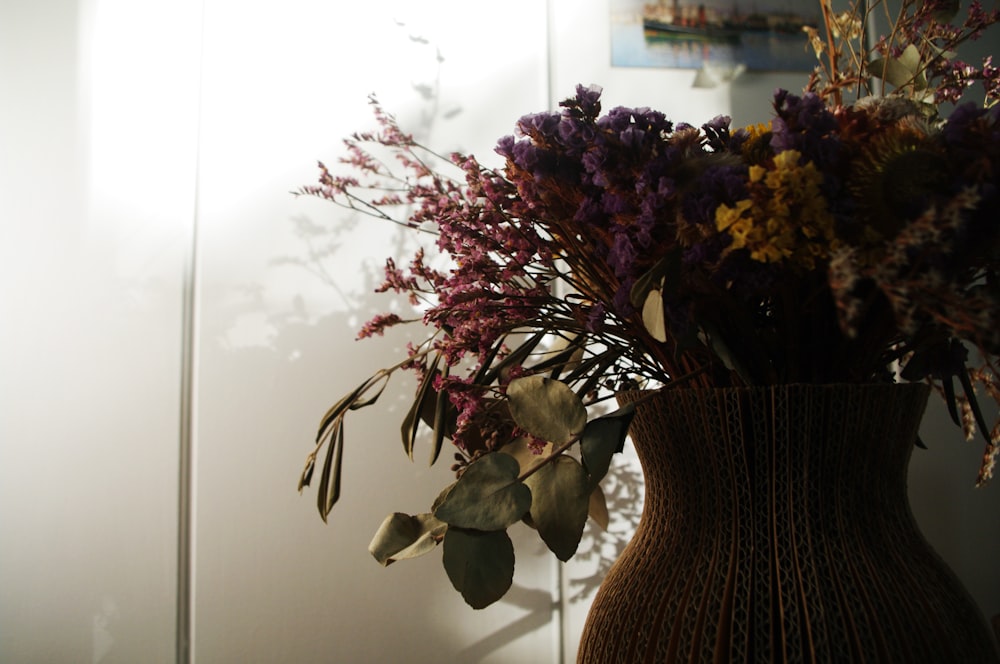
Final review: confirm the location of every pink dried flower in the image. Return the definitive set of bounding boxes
[357,313,403,340]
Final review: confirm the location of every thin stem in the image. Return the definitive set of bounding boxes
[821,0,843,106]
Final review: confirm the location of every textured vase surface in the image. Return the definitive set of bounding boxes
[577,384,999,663]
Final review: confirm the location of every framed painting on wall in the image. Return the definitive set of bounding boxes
[611,0,821,71]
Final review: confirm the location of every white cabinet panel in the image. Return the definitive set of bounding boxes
[192,2,552,661]
[0,0,200,661]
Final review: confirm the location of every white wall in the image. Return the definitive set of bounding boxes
[1,1,996,662]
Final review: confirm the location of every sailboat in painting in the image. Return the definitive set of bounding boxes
[642,1,815,43]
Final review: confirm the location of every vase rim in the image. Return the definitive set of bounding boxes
[619,382,932,396]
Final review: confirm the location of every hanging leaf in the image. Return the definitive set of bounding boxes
[521,511,537,530]
[400,352,442,460]
[507,376,587,444]
[956,361,991,440]
[630,252,681,310]
[641,286,668,342]
[495,330,548,383]
[428,367,451,465]
[369,512,447,566]
[414,359,453,466]
[316,371,387,443]
[315,418,346,522]
[298,456,316,492]
[563,347,620,384]
[433,453,531,531]
[303,368,396,518]
[442,527,515,609]
[477,330,546,386]
[573,350,627,401]
[943,374,961,426]
[580,404,635,487]
[523,455,590,561]
[588,484,610,531]
[348,376,390,410]
[471,334,507,384]
[869,44,928,91]
[699,321,755,385]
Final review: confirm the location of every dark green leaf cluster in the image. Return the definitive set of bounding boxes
[358,375,635,608]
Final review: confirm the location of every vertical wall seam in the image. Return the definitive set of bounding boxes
[176,188,196,664]
[177,0,207,662]
[543,4,569,661]
[545,0,556,112]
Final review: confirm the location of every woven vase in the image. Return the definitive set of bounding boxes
[577,384,999,663]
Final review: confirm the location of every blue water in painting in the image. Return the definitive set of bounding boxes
[612,18,818,72]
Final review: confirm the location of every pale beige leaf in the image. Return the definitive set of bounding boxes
[588,484,610,531]
[642,288,667,342]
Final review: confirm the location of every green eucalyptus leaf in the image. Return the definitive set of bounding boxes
[433,453,531,530]
[298,456,315,492]
[474,330,545,388]
[507,376,587,444]
[431,481,458,512]
[943,375,960,426]
[401,353,441,460]
[523,455,590,561]
[580,404,635,486]
[369,512,447,566]
[429,362,450,466]
[492,330,547,383]
[348,375,389,410]
[499,438,552,474]
[442,527,515,609]
[316,372,386,442]
[471,334,507,384]
[316,417,345,522]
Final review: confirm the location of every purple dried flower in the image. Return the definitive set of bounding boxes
[681,163,747,226]
[701,115,733,152]
[585,302,607,332]
[564,84,603,119]
[608,231,638,279]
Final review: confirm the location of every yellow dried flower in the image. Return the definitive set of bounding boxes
[740,122,773,165]
[715,150,839,269]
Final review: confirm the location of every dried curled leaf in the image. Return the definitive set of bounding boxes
[369,512,447,566]
[507,375,587,444]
